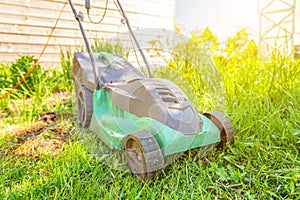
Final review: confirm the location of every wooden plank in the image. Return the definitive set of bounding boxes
[0,53,62,64]
[0,2,122,22]
[0,52,163,68]
[0,0,175,66]
[0,1,174,29]
[0,22,125,38]
[0,0,174,19]
[0,32,173,48]
[0,42,123,54]
[0,15,173,37]
[0,11,173,32]
[0,52,171,69]
[0,1,174,31]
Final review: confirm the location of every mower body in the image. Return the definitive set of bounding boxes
[68,0,233,179]
[72,52,221,156]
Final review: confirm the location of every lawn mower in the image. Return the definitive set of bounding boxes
[69,0,234,179]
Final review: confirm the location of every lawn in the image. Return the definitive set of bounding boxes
[0,29,299,199]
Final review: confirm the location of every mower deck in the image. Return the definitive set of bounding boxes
[89,89,221,156]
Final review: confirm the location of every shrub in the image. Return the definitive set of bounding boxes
[0,56,43,98]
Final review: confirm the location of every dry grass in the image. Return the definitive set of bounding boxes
[1,114,72,158]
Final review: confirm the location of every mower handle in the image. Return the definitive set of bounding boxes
[69,0,99,90]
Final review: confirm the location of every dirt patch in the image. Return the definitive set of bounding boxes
[2,115,72,158]
[13,135,65,157]
[4,121,48,138]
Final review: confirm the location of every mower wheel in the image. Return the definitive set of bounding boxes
[125,130,164,179]
[77,85,93,128]
[203,111,234,149]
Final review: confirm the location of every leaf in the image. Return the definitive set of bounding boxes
[293,130,300,136]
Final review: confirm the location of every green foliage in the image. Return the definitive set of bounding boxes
[191,27,219,56]
[1,31,299,199]
[1,39,126,122]
[60,50,74,92]
[0,56,43,97]
[153,27,299,198]
[222,28,252,58]
[154,28,223,110]
[0,55,74,122]
[0,64,12,89]
[91,39,124,55]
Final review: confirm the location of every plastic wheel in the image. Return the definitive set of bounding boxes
[125,130,164,179]
[203,111,234,149]
[77,85,93,128]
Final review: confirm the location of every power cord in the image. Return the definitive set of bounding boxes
[87,0,109,24]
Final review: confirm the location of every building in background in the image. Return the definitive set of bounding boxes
[0,0,176,67]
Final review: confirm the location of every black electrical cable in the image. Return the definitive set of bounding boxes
[87,0,109,24]
[87,0,143,74]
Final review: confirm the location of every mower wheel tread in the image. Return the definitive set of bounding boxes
[77,85,93,128]
[125,130,164,179]
[203,111,234,148]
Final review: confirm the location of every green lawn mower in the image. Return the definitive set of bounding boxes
[69,0,234,179]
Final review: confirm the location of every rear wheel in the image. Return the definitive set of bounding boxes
[203,111,234,149]
[125,130,164,179]
[77,85,93,128]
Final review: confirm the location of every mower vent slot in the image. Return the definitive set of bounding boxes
[162,97,178,103]
[155,88,179,104]
[155,87,169,90]
[155,87,179,103]
[158,91,175,96]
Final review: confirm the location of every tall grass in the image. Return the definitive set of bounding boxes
[0,55,73,125]
[154,28,300,198]
[1,32,299,199]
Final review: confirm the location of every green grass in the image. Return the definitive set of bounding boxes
[1,33,300,199]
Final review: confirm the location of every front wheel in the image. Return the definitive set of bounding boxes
[203,111,234,149]
[125,130,164,179]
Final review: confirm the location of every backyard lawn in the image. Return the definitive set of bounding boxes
[0,30,299,199]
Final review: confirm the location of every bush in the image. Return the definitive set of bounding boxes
[0,56,43,97]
